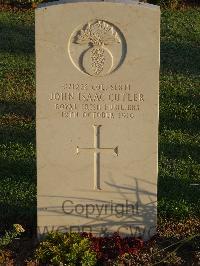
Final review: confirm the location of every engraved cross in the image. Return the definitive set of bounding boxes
[76,125,118,190]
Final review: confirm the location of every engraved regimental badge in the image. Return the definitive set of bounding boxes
[68,20,126,77]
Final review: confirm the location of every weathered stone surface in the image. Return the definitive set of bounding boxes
[36,0,160,239]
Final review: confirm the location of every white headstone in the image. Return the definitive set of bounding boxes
[36,0,160,239]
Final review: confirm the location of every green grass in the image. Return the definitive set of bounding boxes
[159,9,200,219]
[0,10,36,232]
[0,8,199,232]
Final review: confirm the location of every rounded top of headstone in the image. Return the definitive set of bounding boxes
[36,0,159,11]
